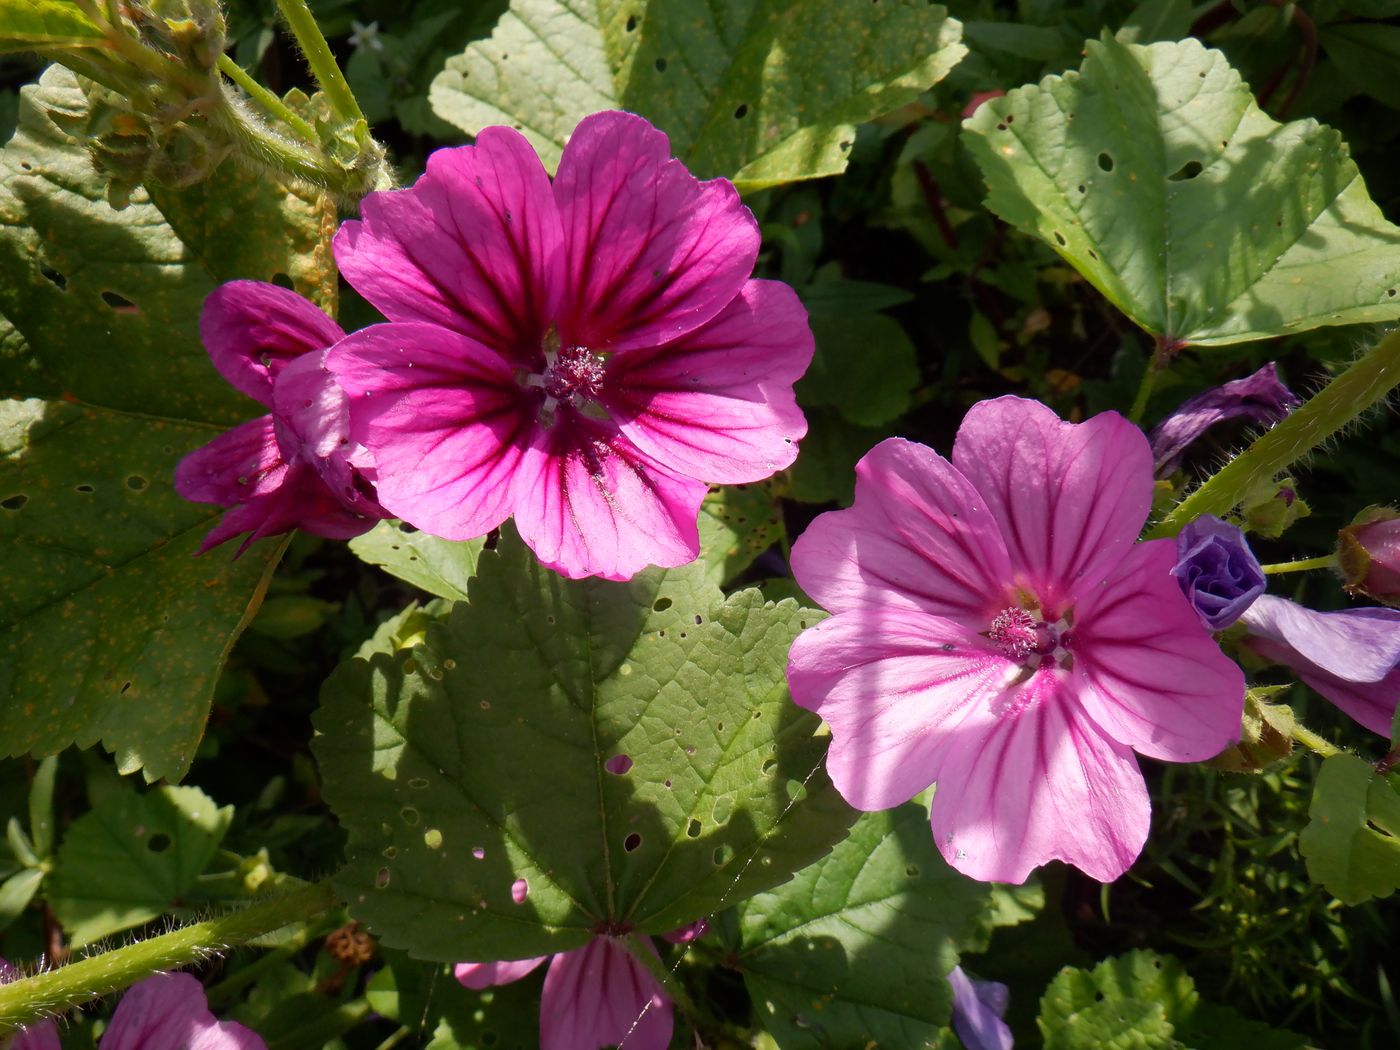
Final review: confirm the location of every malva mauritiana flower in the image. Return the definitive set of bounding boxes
[326,110,813,580]
[948,965,1013,1050]
[175,281,387,552]
[1149,363,1299,476]
[454,926,702,1050]
[786,396,1245,884]
[1171,514,1267,630]
[0,965,263,1050]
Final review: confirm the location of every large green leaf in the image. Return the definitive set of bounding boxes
[0,68,335,780]
[429,0,966,190]
[731,802,991,1048]
[1299,753,1400,905]
[349,522,486,603]
[0,0,104,55]
[48,783,233,946]
[313,530,854,962]
[962,34,1400,347]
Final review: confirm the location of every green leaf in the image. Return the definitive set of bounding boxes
[48,783,234,945]
[787,408,886,505]
[313,530,854,962]
[349,521,486,603]
[1300,753,1400,905]
[369,950,541,1049]
[1116,0,1192,44]
[0,867,43,932]
[27,754,57,859]
[733,802,991,1048]
[961,34,1400,347]
[800,314,920,427]
[0,68,336,780]
[429,0,966,190]
[697,482,785,589]
[0,0,104,55]
[1320,24,1400,111]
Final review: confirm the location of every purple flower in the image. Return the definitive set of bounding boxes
[175,281,387,552]
[0,964,263,1049]
[454,932,678,1050]
[326,111,813,581]
[1241,594,1400,736]
[785,396,1245,884]
[1171,515,1266,630]
[1149,363,1300,476]
[1339,507,1400,604]
[948,965,1013,1050]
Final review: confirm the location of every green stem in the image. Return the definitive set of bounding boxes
[204,910,338,1010]
[272,0,365,125]
[374,1026,414,1050]
[208,96,375,199]
[1128,335,1184,425]
[1261,554,1339,576]
[216,53,320,145]
[1148,326,1400,539]
[0,881,339,1029]
[1292,723,1342,759]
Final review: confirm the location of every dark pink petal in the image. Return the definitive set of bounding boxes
[199,460,375,554]
[100,973,265,1050]
[553,111,759,352]
[174,416,283,509]
[511,414,707,581]
[786,609,1012,811]
[454,956,550,990]
[1249,636,1400,736]
[601,280,812,483]
[328,323,531,540]
[1073,540,1245,762]
[335,130,563,362]
[539,936,673,1050]
[790,439,1015,628]
[927,668,1150,884]
[951,396,1153,616]
[200,281,344,406]
[1239,595,1400,682]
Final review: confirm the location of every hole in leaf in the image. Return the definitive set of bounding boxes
[1053,231,1067,247]
[511,878,528,903]
[40,266,67,291]
[712,844,734,866]
[687,818,702,838]
[839,140,852,152]
[604,754,633,775]
[624,832,641,852]
[761,757,777,774]
[424,828,443,849]
[1088,250,1098,260]
[734,104,748,119]
[126,475,147,491]
[75,484,94,494]
[653,597,672,612]
[1077,184,1086,194]
[271,272,293,289]
[905,864,920,878]
[655,57,667,72]
[375,867,391,888]
[1097,152,1114,172]
[1388,289,1397,298]
[146,833,172,853]
[1,494,27,511]
[400,806,420,826]
[472,847,485,860]
[625,14,637,30]
[101,290,138,311]
[1168,160,1203,181]
[119,681,132,694]
[693,615,702,625]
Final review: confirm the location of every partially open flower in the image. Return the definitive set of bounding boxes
[1338,506,1400,605]
[1149,363,1299,477]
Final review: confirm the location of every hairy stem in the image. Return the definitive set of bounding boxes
[0,880,339,1029]
[1261,554,1339,575]
[208,94,375,199]
[216,53,320,145]
[272,0,365,126]
[1292,723,1342,759]
[1148,327,1400,539]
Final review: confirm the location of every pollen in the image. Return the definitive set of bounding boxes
[988,608,1038,659]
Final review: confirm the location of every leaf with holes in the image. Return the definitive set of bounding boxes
[0,0,104,55]
[0,68,336,781]
[731,802,990,1048]
[47,783,234,946]
[1299,753,1400,905]
[350,521,486,603]
[962,34,1400,347]
[313,529,855,962]
[697,482,785,589]
[429,0,966,190]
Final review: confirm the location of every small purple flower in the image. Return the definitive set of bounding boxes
[175,281,387,552]
[1149,364,1300,476]
[948,965,1013,1050]
[1171,515,1266,630]
[1241,594,1400,737]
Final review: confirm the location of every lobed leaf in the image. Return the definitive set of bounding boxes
[1299,753,1400,905]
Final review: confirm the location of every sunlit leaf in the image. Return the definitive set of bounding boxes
[1300,753,1400,906]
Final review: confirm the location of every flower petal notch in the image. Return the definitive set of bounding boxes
[962,34,1400,347]
[329,111,814,580]
[786,396,1245,884]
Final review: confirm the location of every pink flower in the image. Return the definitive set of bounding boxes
[785,396,1245,884]
[174,281,387,553]
[0,964,262,1049]
[326,111,813,580]
[454,933,674,1050]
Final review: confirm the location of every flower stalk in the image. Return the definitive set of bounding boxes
[1261,554,1340,576]
[273,0,367,127]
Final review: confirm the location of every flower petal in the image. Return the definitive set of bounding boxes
[511,414,707,581]
[951,396,1153,614]
[928,668,1150,884]
[554,111,759,352]
[786,609,1013,811]
[1074,540,1245,761]
[948,966,1013,1050]
[790,438,1015,627]
[335,129,564,361]
[1239,595,1400,682]
[1249,636,1400,736]
[100,973,265,1050]
[1149,363,1299,476]
[174,416,283,509]
[0,958,60,1050]
[200,280,344,405]
[199,460,375,554]
[454,955,550,990]
[602,279,812,483]
[328,323,530,541]
[539,936,673,1050]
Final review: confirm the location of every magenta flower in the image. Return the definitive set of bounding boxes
[174,280,387,553]
[454,932,676,1050]
[326,111,813,580]
[0,964,263,1049]
[786,396,1245,883]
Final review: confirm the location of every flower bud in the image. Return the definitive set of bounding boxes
[1339,506,1400,605]
[1171,514,1266,630]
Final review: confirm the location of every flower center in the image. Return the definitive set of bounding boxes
[541,344,606,403]
[987,606,1072,668]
